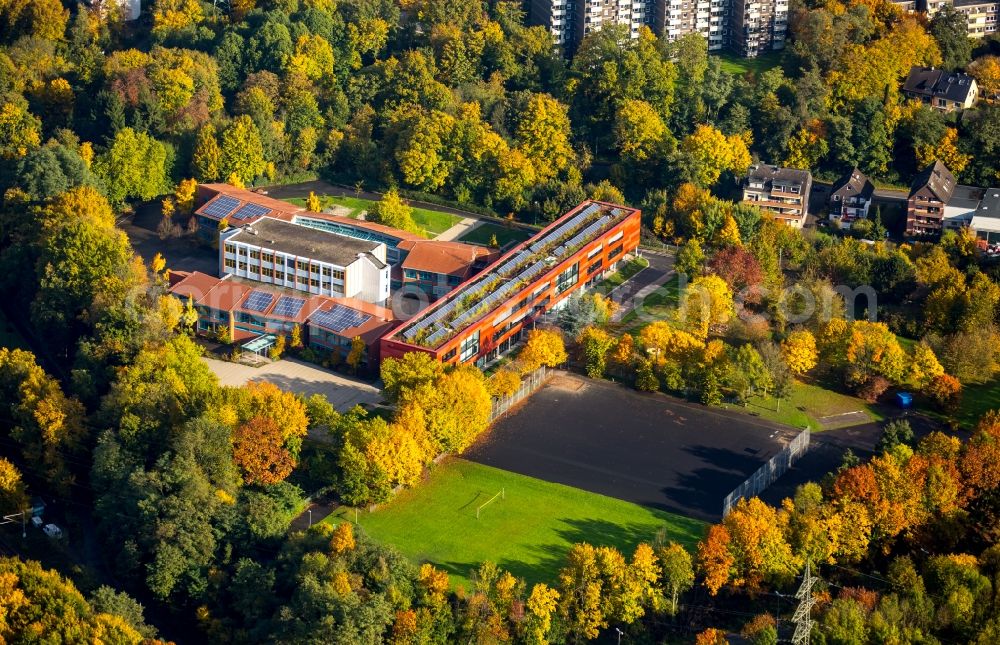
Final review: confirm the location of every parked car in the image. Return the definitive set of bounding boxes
[42,524,63,539]
[30,516,42,529]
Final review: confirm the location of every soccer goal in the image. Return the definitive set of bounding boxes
[476,488,505,519]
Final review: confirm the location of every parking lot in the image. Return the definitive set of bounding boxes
[466,374,799,521]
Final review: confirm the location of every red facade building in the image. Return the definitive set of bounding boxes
[380,201,641,366]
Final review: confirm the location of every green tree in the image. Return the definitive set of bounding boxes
[93,128,170,206]
[930,5,974,70]
[192,123,221,182]
[220,116,266,187]
[371,188,421,234]
[658,542,694,615]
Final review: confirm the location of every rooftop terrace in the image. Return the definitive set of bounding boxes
[394,201,636,349]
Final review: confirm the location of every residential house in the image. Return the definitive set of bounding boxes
[741,164,812,228]
[903,67,979,112]
[907,161,958,235]
[829,168,876,229]
[970,188,1000,245]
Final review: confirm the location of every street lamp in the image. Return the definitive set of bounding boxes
[307,509,313,528]
[615,627,623,644]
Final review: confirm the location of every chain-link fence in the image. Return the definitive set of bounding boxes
[722,426,811,516]
[491,366,550,421]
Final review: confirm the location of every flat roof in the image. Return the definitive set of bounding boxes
[293,212,425,243]
[390,200,639,349]
[948,185,985,211]
[974,188,1000,220]
[225,217,384,268]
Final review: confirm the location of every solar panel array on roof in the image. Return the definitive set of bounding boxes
[231,203,271,221]
[561,215,611,253]
[529,203,602,252]
[425,327,450,346]
[518,259,549,283]
[311,305,372,333]
[202,196,240,219]
[272,296,305,318]
[493,250,532,277]
[243,290,275,312]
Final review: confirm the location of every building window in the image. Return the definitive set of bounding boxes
[261,267,273,278]
[297,275,307,285]
[262,252,274,264]
[249,250,260,260]
[238,262,247,271]
[224,244,235,254]
[332,269,344,281]
[404,269,417,279]
[275,271,285,281]
[514,297,529,311]
[555,263,579,294]
[608,245,623,260]
[322,267,332,277]
[442,347,457,361]
[588,260,602,275]
[459,331,480,362]
[420,271,434,281]
[297,260,308,271]
[224,259,236,269]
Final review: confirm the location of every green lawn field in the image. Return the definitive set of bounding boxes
[957,379,1000,428]
[456,221,533,248]
[327,458,705,590]
[595,256,649,295]
[727,379,884,430]
[285,195,461,237]
[714,50,784,76]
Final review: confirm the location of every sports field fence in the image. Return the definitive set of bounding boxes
[490,366,550,421]
[722,426,811,517]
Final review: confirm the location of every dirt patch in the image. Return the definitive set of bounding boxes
[817,410,871,429]
[547,374,587,392]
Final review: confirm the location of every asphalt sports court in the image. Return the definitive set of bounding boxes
[466,374,800,522]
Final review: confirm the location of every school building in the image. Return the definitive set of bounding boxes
[380,200,642,367]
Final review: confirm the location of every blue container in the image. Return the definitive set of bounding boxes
[896,392,913,408]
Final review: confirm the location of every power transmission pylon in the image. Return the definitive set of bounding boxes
[791,561,817,645]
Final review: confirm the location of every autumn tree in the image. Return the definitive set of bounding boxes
[0,458,28,512]
[346,336,366,373]
[372,188,421,234]
[0,100,41,159]
[514,93,577,183]
[522,583,560,645]
[578,326,616,378]
[232,415,295,485]
[924,373,962,414]
[658,542,694,615]
[381,351,444,404]
[487,369,521,398]
[220,116,266,186]
[192,123,221,181]
[558,543,606,641]
[517,329,568,373]
[682,275,735,339]
[677,125,752,188]
[698,524,735,595]
[306,191,322,213]
[968,55,1000,98]
[781,330,818,375]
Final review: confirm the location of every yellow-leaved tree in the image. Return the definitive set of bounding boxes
[781,330,818,375]
[516,329,568,373]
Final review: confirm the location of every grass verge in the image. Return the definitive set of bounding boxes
[285,195,461,237]
[457,222,533,248]
[713,50,783,76]
[327,458,705,590]
[957,378,1000,428]
[726,379,885,430]
[595,257,650,294]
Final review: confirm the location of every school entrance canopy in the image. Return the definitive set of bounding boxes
[243,333,277,356]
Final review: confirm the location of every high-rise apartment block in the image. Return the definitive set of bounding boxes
[530,0,786,56]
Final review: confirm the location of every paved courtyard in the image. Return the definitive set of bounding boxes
[467,373,798,521]
[204,357,384,438]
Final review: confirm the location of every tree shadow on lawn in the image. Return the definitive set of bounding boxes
[433,517,706,588]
